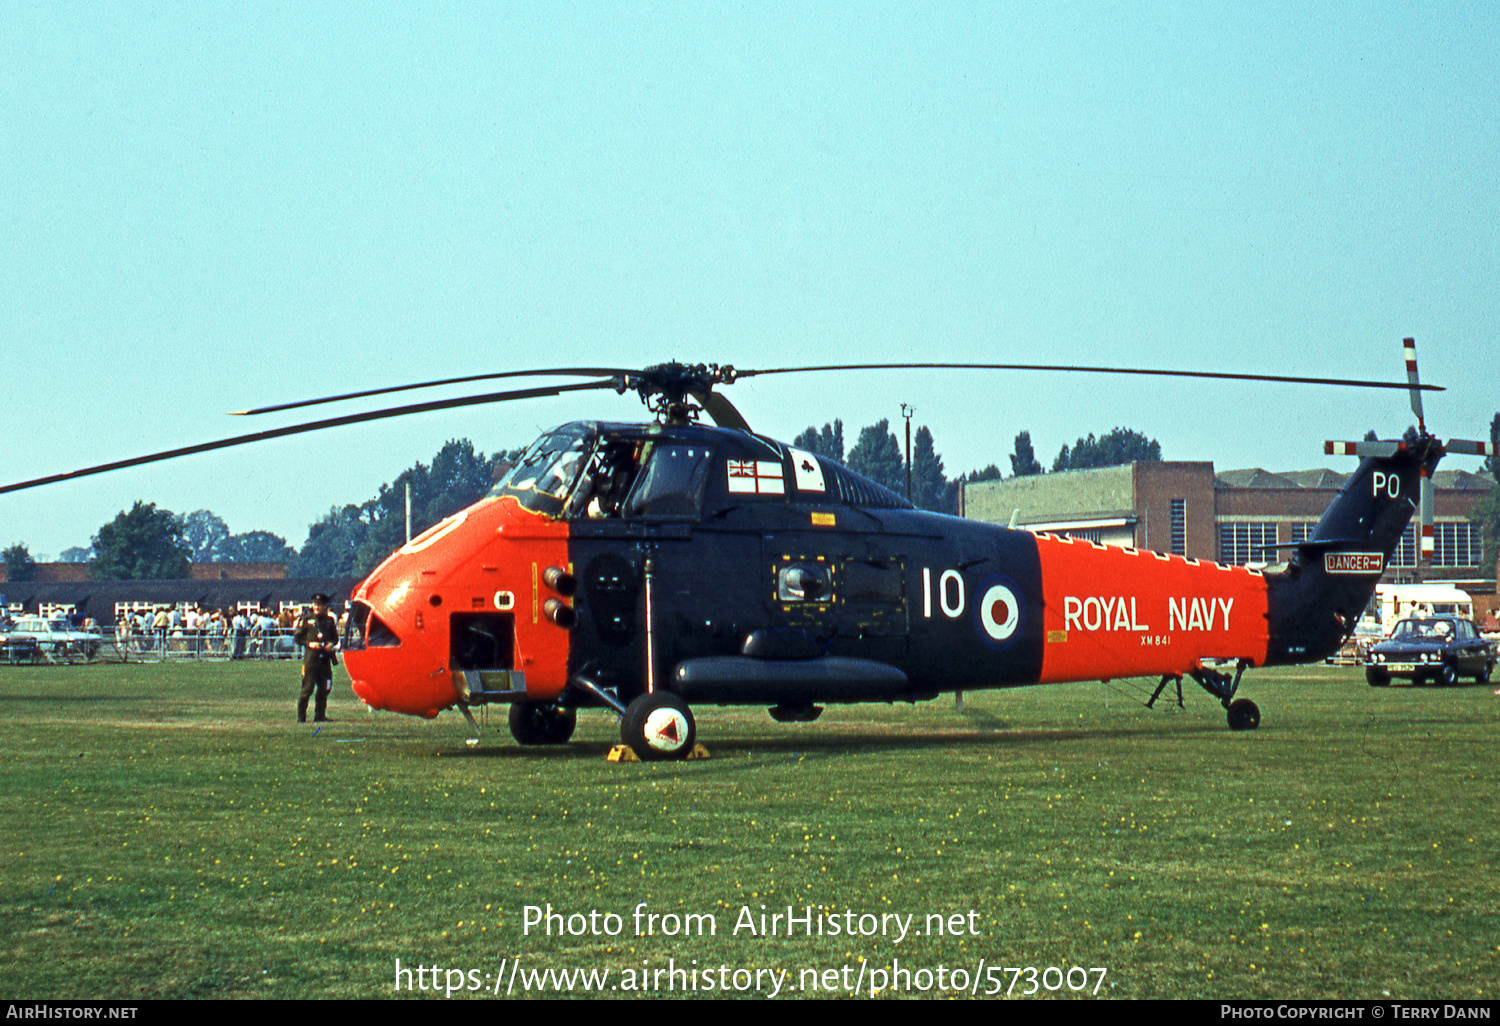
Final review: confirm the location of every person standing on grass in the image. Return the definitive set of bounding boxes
[294,592,340,723]
[231,608,249,660]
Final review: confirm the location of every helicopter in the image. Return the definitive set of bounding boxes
[3,342,1492,760]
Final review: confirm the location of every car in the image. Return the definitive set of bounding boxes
[0,626,40,664]
[7,617,102,661]
[1365,617,1495,687]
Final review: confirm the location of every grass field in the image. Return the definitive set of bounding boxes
[2,660,1497,1000]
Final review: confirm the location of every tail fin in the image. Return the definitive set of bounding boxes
[1264,435,1441,664]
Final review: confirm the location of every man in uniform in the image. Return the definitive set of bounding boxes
[294,593,340,723]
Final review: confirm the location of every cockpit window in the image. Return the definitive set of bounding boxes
[623,445,714,519]
[567,436,643,519]
[490,425,595,516]
[490,426,720,521]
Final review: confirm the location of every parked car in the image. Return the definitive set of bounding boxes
[7,617,102,660]
[1365,617,1495,687]
[0,627,40,663]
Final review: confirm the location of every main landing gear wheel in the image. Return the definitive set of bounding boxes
[621,691,696,761]
[1366,666,1391,687]
[509,703,577,745]
[1227,698,1260,731]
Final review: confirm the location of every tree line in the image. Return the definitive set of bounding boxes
[793,420,1161,514]
[2,439,516,582]
[3,504,300,583]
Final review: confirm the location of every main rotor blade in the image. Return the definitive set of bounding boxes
[689,389,752,432]
[736,362,1444,393]
[1,380,618,496]
[231,366,641,416]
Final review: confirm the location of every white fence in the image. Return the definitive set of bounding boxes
[1,627,320,665]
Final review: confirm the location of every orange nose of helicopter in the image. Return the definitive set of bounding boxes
[341,496,572,719]
[343,586,456,719]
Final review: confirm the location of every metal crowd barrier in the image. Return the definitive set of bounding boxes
[2,627,317,665]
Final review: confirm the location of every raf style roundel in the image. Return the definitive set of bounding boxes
[974,574,1024,650]
[643,707,691,753]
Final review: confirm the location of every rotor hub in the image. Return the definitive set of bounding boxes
[616,362,739,425]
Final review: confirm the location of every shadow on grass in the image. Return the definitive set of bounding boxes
[432,719,1230,766]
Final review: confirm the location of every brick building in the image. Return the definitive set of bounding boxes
[0,563,333,625]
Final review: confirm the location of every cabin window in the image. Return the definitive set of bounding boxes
[624,445,714,519]
[343,602,371,651]
[841,557,905,605]
[568,437,643,519]
[366,614,401,648]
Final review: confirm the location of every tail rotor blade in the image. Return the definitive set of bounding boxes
[1443,439,1496,458]
[1403,337,1426,431]
[1325,440,1402,457]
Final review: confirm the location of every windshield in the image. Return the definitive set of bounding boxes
[490,425,596,516]
[1390,618,1455,642]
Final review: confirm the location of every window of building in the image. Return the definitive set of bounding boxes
[1218,523,1278,565]
[1392,524,1417,568]
[1290,522,1317,544]
[114,601,157,622]
[1169,499,1186,555]
[1433,522,1480,568]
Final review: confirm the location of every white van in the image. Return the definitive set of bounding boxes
[1359,584,1474,640]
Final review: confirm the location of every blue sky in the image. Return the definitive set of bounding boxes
[2,3,1496,558]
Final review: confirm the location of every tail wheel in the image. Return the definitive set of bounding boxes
[621,691,696,761]
[1365,667,1391,687]
[1227,698,1260,731]
[508,703,577,745]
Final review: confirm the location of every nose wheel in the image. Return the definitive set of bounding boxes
[621,691,696,761]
